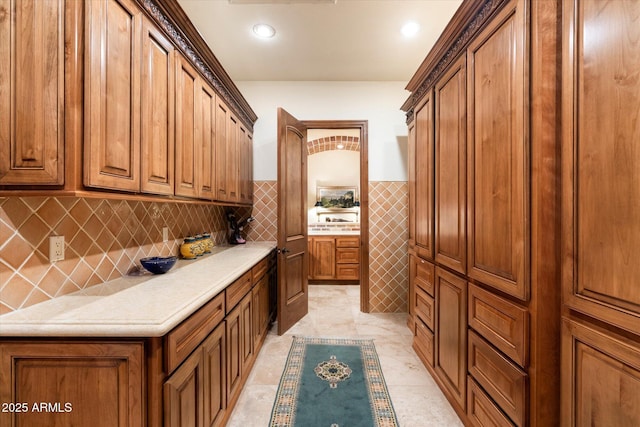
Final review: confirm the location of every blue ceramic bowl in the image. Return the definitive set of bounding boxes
[140,256,177,274]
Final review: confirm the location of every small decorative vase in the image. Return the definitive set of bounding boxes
[202,233,213,254]
[180,236,198,260]
[194,234,204,257]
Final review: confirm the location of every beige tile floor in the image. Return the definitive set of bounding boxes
[227,284,463,427]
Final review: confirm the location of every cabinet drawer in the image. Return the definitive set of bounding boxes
[166,292,225,373]
[336,264,359,280]
[226,270,252,313]
[415,257,435,296]
[415,287,435,331]
[468,284,528,367]
[252,257,268,283]
[335,236,359,248]
[467,376,516,427]
[414,318,434,367]
[468,331,527,427]
[336,248,360,264]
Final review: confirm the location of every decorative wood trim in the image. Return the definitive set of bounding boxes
[139,0,257,131]
[401,0,509,112]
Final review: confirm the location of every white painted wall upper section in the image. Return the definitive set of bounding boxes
[236,81,409,181]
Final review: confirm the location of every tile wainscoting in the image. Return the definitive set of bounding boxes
[247,181,409,313]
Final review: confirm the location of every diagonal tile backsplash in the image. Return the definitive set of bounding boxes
[0,197,228,314]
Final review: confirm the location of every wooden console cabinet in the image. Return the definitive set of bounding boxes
[1,0,256,207]
[308,235,360,281]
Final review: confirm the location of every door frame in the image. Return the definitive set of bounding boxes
[303,119,369,313]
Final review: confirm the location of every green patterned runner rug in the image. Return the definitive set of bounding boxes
[269,337,399,427]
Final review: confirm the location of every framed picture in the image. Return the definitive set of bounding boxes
[316,186,358,208]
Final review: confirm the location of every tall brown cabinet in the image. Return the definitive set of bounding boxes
[404,0,560,425]
[561,1,640,426]
[406,0,640,426]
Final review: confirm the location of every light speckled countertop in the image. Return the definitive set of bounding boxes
[308,230,360,235]
[0,242,276,338]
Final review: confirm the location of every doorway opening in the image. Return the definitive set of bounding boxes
[303,120,369,313]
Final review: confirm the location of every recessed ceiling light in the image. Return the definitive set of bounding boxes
[253,23,276,39]
[401,22,420,38]
[337,143,345,150]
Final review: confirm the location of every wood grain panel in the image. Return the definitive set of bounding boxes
[335,236,360,248]
[562,319,640,427]
[225,303,242,403]
[197,81,216,200]
[414,317,434,367]
[0,341,144,427]
[215,99,229,201]
[167,292,225,374]
[435,54,467,274]
[435,267,468,410]
[226,114,239,201]
[467,376,516,427]
[468,330,527,427]
[240,293,254,375]
[202,324,226,427]
[336,264,359,280]
[415,286,435,331]
[562,0,640,335]
[84,0,141,191]
[467,0,528,300]
[225,270,252,314]
[174,55,199,198]
[415,256,435,296]
[141,17,174,195]
[310,237,335,279]
[165,346,203,427]
[415,91,435,260]
[335,247,360,264]
[468,284,528,367]
[0,0,65,185]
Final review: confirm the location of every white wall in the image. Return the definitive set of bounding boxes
[236,81,410,181]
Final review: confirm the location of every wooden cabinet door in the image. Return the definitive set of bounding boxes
[240,292,254,374]
[407,119,416,248]
[311,237,336,279]
[175,55,199,198]
[140,17,174,195]
[0,0,65,185]
[435,267,467,411]
[562,0,640,335]
[85,0,141,191]
[435,55,467,274]
[415,90,435,260]
[227,113,240,202]
[239,125,253,204]
[225,303,242,403]
[214,99,229,201]
[202,324,226,427]
[197,81,216,200]
[466,0,528,300]
[562,319,640,427]
[165,347,204,427]
[0,341,144,427]
[253,274,269,348]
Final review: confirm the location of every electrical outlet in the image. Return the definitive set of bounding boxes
[162,227,169,242]
[49,235,65,262]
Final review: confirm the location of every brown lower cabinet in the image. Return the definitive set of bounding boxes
[0,252,275,427]
[308,235,360,281]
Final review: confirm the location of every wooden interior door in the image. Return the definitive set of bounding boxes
[276,108,308,335]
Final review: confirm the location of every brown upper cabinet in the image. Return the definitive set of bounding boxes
[0,0,65,186]
[1,0,256,205]
[84,0,142,192]
[141,17,175,196]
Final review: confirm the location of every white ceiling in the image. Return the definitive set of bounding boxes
[176,0,463,82]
